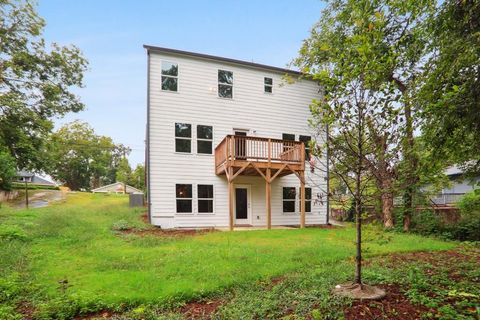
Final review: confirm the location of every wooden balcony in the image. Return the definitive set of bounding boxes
[215,135,305,177]
[215,135,307,230]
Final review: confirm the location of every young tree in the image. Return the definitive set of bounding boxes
[0,0,88,172]
[48,121,129,190]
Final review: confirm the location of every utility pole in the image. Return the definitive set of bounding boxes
[24,180,29,209]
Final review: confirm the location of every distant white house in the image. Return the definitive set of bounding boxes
[431,166,479,205]
[91,182,142,194]
[144,45,327,230]
[16,171,56,186]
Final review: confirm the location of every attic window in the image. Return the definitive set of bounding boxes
[161,61,178,91]
[218,70,233,98]
[264,77,273,93]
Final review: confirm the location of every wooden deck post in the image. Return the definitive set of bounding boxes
[266,168,271,229]
[300,170,306,228]
[228,167,234,231]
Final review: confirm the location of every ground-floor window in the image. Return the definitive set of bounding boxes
[305,187,312,213]
[198,184,214,213]
[176,184,192,213]
[283,187,296,213]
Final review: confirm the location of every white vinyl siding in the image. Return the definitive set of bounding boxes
[148,51,327,228]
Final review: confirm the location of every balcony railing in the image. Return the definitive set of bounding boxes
[430,193,465,205]
[215,135,305,170]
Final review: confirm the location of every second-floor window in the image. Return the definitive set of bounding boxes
[264,77,273,93]
[161,61,178,91]
[218,70,233,98]
[299,135,311,160]
[175,123,191,153]
[197,125,213,154]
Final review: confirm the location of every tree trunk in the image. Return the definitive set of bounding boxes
[403,98,416,232]
[381,180,394,228]
[354,195,362,285]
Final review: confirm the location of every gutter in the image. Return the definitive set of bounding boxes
[146,50,152,224]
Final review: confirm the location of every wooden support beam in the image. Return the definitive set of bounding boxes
[224,163,231,181]
[300,170,306,228]
[231,161,251,181]
[250,162,268,181]
[270,163,288,183]
[266,168,272,230]
[228,167,234,231]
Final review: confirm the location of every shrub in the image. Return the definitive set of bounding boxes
[111,220,131,231]
[409,190,480,241]
[0,226,28,242]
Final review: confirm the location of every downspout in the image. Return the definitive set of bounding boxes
[146,50,152,224]
[326,122,330,225]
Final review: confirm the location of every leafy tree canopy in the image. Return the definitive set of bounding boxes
[0,0,88,172]
[48,121,130,191]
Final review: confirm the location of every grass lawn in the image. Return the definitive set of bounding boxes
[0,192,466,319]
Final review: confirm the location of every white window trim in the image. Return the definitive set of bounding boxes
[218,69,234,99]
[264,77,273,94]
[161,60,179,92]
[197,184,215,215]
[174,122,192,154]
[175,183,193,214]
[281,186,314,215]
[197,125,214,155]
[282,186,297,214]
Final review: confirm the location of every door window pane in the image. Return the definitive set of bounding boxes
[299,135,311,160]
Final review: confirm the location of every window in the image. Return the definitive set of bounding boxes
[282,133,295,153]
[283,187,296,213]
[197,125,213,154]
[176,184,192,213]
[198,184,214,213]
[175,123,191,153]
[218,70,233,98]
[305,188,312,213]
[264,77,273,93]
[299,135,312,160]
[161,61,178,91]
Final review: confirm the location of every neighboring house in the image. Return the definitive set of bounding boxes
[145,45,327,229]
[16,171,56,186]
[430,166,480,205]
[91,182,142,194]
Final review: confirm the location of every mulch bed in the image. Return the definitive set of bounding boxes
[344,248,480,320]
[344,284,433,320]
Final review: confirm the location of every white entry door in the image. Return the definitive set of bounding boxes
[234,185,251,225]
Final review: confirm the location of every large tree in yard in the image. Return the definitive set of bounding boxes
[0,0,87,174]
[48,121,130,191]
[420,0,480,177]
[297,0,435,231]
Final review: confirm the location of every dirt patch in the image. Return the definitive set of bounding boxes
[16,301,35,320]
[344,283,432,320]
[74,310,116,320]
[121,227,216,238]
[179,299,223,319]
[141,212,149,223]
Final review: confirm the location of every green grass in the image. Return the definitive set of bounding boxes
[0,193,455,319]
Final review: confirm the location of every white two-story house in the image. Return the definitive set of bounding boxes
[145,45,327,229]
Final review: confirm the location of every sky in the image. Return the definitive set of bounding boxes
[38,0,325,166]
